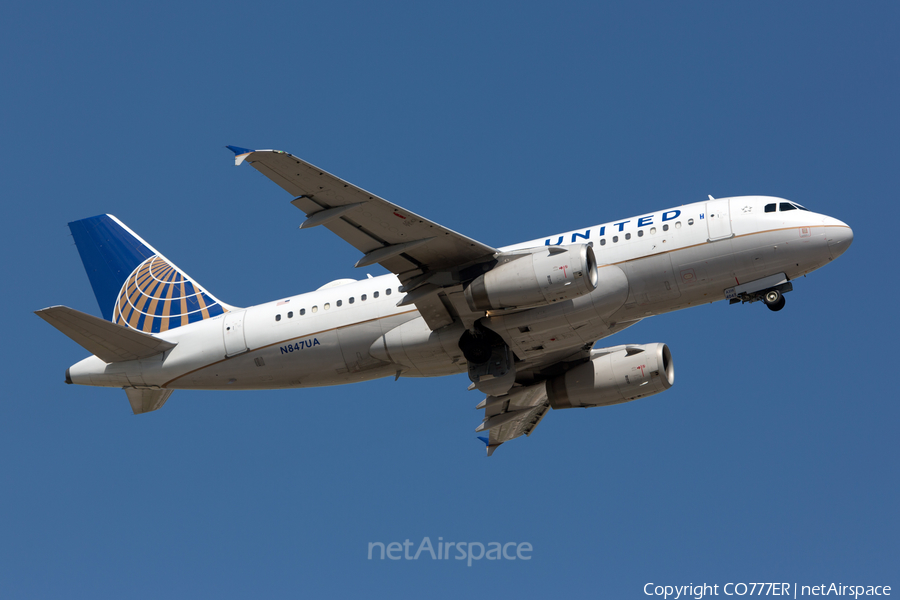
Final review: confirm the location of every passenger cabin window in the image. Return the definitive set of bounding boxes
[663,224,669,231]
[765,203,776,213]
[600,238,606,246]
[300,308,306,316]
[349,297,355,304]
[287,311,293,318]
[374,291,379,298]
[650,227,657,234]
[336,300,342,307]
[361,294,367,301]
[613,236,618,243]
[385,288,392,296]
[625,233,631,240]
[275,314,281,322]
[688,218,694,225]
[780,203,796,211]
[312,306,318,313]
[324,303,330,310]
[638,230,643,237]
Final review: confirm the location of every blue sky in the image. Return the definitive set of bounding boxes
[3,1,897,597]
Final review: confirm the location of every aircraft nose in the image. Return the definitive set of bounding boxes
[825,220,853,261]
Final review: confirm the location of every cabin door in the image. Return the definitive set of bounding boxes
[706,199,733,241]
[223,310,249,357]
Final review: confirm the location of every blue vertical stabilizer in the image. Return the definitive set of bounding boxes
[68,215,230,332]
[69,215,154,321]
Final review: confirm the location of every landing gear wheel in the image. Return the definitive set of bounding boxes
[763,290,786,312]
[458,330,493,364]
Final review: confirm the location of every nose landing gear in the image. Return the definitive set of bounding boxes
[763,289,786,312]
[726,274,792,312]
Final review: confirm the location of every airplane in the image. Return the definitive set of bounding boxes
[36,146,854,455]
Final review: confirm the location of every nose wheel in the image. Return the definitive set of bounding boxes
[763,289,786,312]
[729,280,792,311]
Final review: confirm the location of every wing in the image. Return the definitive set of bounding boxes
[472,319,645,455]
[228,147,635,455]
[228,146,498,329]
[230,147,495,273]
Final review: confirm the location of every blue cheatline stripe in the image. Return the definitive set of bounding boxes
[69,215,154,321]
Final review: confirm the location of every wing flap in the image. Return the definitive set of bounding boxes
[477,383,551,456]
[36,306,176,363]
[411,292,455,330]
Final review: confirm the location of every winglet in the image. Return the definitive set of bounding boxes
[477,436,500,457]
[226,145,255,166]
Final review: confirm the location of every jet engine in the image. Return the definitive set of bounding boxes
[465,244,598,311]
[547,343,673,409]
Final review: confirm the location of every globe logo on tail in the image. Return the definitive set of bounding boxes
[113,255,226,333]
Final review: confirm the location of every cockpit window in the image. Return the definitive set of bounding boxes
[792,203,810,211]
[780,203,796,211]
[765,203,776,213]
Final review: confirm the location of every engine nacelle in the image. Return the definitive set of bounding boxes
[547,343,674,409]
[465,244,598,311]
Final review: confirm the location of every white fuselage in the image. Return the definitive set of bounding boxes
[67,196,852,391]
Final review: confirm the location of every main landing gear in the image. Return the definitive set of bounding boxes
[459,324,517,396]
[458,328,493,364]
[458,324,508,364]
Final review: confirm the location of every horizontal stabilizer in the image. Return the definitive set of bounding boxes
[35,306,176,363]
[125,387,173,414]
